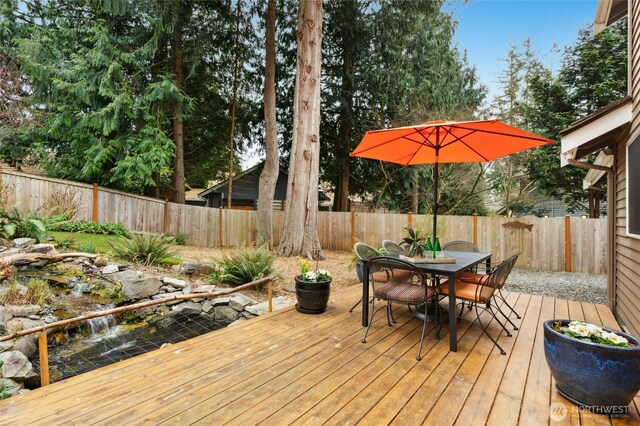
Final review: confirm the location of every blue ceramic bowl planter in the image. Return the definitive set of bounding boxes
[543,319,640,409]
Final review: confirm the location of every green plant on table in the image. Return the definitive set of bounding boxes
[400,227,426,256]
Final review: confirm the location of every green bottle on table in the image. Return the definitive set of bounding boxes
[425,237,433,258]
[434,236,441,258]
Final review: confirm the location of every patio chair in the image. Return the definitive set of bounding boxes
[438,252,520,355]
[457,252,522,329]
[362,256,440,361]
[349,242,388,313]
[441,240,480,253]
[382,239,405,255]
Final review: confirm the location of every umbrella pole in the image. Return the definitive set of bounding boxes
[432,160,439,245]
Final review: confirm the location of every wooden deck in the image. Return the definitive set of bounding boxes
[1,286,639,425]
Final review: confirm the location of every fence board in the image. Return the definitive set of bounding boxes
[0,169,607,274]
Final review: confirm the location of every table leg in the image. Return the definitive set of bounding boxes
[448,271,457,352]
[362,261,369,327]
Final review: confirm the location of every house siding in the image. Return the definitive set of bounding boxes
[612,0,640,335]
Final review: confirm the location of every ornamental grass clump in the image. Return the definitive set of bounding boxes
[553,320,632,347]
[110,233,176,266]
[213,245,278,287]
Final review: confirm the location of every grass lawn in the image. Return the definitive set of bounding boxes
[48,232,181,265]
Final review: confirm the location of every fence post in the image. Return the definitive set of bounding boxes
[268,281,273,313]
[163,199,170,233]
[407,211,413,229]
[565,215,571,272]
[351,210,356,247]
[219,208,223,247]
[473,213,478,247]
[38,331,50,387]
[92,183,99,223]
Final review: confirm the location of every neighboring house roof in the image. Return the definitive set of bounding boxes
[198,162,288,198]
[185,188,205,200]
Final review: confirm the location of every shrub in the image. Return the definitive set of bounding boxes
[47,220,131,237]
[78,243,96,254]
[212,245,279,287]
[56,235,76,250]
[0,278,51,305]
[161,232,187,245]
[25,279,52,305]
[42,187,80,220]
[110,233,177,266]
[0,208,47,242]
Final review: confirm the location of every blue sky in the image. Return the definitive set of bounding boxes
[449,0,598,98]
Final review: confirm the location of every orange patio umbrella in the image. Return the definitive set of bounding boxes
[350,119,553,241]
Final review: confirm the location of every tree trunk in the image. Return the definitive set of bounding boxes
[228,0,242,209]
[257,0,278,248]
[172,0,185,204]
[332,3,354,212]
[278,0,324,260]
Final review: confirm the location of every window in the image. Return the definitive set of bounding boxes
[628,135,640,237]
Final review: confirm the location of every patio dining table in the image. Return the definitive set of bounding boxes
[361,250,492,352]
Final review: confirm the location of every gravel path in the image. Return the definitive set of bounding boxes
[504,268,607,305]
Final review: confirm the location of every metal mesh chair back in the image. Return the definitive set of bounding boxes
[382,240,405,255]
[486,252,520,290]
[442,240,480,252]
[354,242,381,261]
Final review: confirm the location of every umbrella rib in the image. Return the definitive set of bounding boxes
[440,127,491,162]
[351,128,432,157]
[452,125,551,142]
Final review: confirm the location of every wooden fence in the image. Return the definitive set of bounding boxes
[1,169,607,274]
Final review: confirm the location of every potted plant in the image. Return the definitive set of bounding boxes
[543,320,640,410]
[295,258,332,314]
[400,227,426,257]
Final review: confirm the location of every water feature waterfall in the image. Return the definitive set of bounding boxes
[85,304,116,335]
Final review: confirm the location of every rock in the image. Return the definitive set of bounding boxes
[13,238,36,249]
[162,277,187,288]
[110,270,142,282]
[0,351,38,384]
[7,305,41,317]
[6,319,23,334]
[29,260,49,268]
[12,337,37,359]
[241,311,257,319]
[27,315,40,321]
[201,300,214,313]
[211,297,231,307]
[178,261,214,277]
[0,378,23,400]
[181,285,192,295]
[214,306,239,322]
[152,292,182,305]
[228,294,257,312]
[28,244,55,254]
[0,306,13,327]
[102,265,119,274]
[120,277,162,300]
[193,285,217,294]
[43,316,57,324]
[0,342,12,354]
[245,297,296,316]
[171,302,202,315]
[94,257,109,267]
[53,332,68,346]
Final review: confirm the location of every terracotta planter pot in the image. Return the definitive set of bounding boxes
[543,319,640,409]
[294,275,331,314]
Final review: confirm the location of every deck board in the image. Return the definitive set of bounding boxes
[0,285,636,425]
